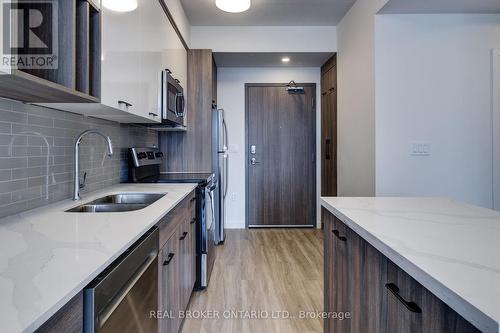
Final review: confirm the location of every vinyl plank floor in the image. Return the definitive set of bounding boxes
[181,229,324,333]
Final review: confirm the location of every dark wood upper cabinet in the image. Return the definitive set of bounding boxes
[321,55,337,197]
[323,209,481,333]
[160,49,217,173]
[0,0,100,103]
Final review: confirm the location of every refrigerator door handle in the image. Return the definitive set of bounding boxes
[223,153,229,199]
[221,112,229,199]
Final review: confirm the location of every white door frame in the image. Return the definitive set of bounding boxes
[492,49,500,210]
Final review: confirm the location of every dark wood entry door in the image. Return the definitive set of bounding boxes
[246,83,316,227]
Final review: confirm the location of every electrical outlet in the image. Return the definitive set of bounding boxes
[410,142,431,156]
[230,193,238,202]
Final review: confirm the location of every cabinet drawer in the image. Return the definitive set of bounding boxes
[159,190,195,247]
[323,208,481,333]
[385,260,481,333]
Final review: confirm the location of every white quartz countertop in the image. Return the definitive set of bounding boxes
[0,183,197,333]
[321,197,500,333]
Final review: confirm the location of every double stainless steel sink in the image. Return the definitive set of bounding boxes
[66,193,166,213]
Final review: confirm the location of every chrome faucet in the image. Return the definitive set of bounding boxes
[73,129,113,201]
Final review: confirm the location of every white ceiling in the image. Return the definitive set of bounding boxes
[213,52,335,67]
[380,0,500,13]
[180,0,356,26]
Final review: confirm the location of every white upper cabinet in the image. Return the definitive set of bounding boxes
[39,0,187,125]
[101,0,156,123]
[101,0,187,124]
[140,0,187,122]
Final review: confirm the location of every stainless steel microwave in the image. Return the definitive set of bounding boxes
[161,69,185,126]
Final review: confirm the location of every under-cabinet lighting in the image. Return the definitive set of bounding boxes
[216,0,251,13]
[282,57,290,63]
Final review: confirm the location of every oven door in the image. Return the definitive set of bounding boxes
[196,182,216,290]
[161,70,185,126]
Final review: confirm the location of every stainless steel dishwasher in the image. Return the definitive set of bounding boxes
[83,227,159,333]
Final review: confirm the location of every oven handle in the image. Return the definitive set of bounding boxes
[97,253,157,329]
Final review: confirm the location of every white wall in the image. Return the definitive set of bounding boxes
[191,26,337,52]
[375,14,500,208]
[217,67,321,229]
[336,0,388,196]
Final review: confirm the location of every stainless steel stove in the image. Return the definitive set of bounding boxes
[128,147,216,290]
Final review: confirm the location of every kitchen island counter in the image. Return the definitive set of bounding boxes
[321,197,500,333]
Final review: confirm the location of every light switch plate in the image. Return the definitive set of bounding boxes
[410,142,431,156]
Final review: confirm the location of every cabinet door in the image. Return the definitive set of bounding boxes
[139,0,187,124]
[178,213,196,311]
[101,4,145,118]
[361,234,388,333]
[324,209,388,333]
[178,218,191,311]
[330,215,351,332]
[323,209,335,333]
[159,231,181,333]
[321,64,337,197]
[188,214,196,295]
[139,0,170,123]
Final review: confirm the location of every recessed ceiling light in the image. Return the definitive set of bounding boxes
[103,0,138,12]
[282,57,291,63]
[216,0,251,13]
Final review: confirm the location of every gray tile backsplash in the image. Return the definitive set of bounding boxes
[0,98,158,219]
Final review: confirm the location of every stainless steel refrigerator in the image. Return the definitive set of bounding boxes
[212,106,228,245]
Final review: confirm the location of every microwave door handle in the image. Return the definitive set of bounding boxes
[175,93,186,117]
[158,71,163,119]
[161,71,167,119]
[181,94,186,117]
[175,93,181,117]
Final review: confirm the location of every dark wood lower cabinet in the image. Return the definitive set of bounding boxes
[323,208,480,333]
[158,191,197,333]
[385,260,481,333]
[160,229,182,333]
[35,292,83,333]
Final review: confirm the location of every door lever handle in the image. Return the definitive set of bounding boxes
[250,157,260,165]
